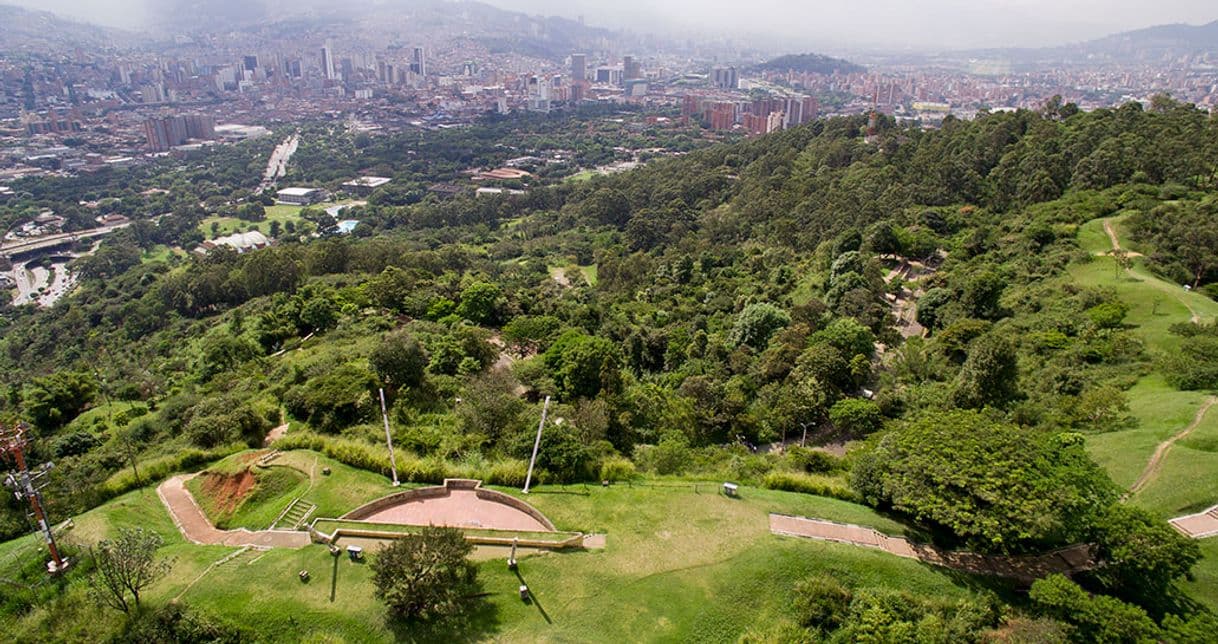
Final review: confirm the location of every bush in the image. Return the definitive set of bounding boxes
[1086,301,1128,329]
[828,398,883,437]
[784,447,844,474]
[599,456,638,482]
[633,435,692,476]
[762,471,860,502]
[792,575,852,631]
[99,445,242,499]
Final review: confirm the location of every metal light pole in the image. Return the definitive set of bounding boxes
[378,388,399,487]
[1,422,69,574]
[522,396,551,494]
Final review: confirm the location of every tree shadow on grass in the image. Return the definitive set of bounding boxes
[930,564,1026,605]
[387,597,501,644]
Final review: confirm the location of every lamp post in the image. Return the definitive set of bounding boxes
[378,388,399,487]
[522,396,551,494]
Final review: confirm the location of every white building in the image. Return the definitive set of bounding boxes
[277,187,326,205]
[195,230,271,255]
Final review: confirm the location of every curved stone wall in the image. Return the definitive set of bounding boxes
[340,479,556,532]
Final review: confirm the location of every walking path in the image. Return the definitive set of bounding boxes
[1170,505,1218,538]
[157,475,310,548]
[1129,397,1217,496]
[769,514,1094,584]
[1102,219,1143,258]
[1101,217,1200,323]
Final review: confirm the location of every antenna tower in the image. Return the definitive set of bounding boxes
[1,422,69,574]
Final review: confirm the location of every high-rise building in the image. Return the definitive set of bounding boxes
[243,55,259,72]
[411,47,426,77]
[712,66,738,90]
[320,42,335,80]
[144,114,215,151]
[623,55,641,82]
[571,53,586,82]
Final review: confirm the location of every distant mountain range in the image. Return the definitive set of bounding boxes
[1084,19,1218,55]
[954,19,1218,70]
[0,1,618,62]
[147,0,616,61]
[0,4,134,53]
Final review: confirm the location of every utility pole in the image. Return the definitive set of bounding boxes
[522,396,551,494]
[378,388,399,487]
[1,422,69,574]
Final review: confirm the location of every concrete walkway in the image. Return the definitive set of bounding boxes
[157,475,311,549]
[1170,505,1218,538]
[770,514,1094,584]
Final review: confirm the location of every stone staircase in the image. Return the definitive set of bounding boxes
[271,498,316,531]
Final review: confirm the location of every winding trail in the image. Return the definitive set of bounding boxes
[1101,217,1200,324]
[1129,397,1218,496]
[157,475,310,548]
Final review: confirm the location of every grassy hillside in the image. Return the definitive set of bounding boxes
[3,454,1001,642]
[1073,216,1218,517]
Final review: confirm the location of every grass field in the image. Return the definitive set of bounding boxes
[198,203,331,240]
[2,454,1003,642]
[1085,376,1213,489]
[1073,218,1218,520]
[547,264,598,287]
[174,482,990,642]
[565,170,599,183]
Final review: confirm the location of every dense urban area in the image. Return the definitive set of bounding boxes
[2,1,1218,642]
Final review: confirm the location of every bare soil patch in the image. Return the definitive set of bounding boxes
[199,469,257,516]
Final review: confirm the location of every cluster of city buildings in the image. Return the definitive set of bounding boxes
[3,26,1218,183]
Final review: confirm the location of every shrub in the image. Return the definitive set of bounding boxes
[1086,301,1128,329]
[98,444,241,501]
[762,471,860,502]
[792,575,852,631]
[599,456,638,482]
[828,398,883,437]
[784,447,844,474]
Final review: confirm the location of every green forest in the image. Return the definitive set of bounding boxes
[3,98,1218,641]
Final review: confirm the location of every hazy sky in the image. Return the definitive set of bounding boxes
[489,0,1217,50]
[7,0,1218,50]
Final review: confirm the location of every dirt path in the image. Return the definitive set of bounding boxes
[1102,218,1200,323]
[1129,397,1218,496]
[770,514,1094,584]
[157,475,311,548]
[263,423,289,445]
[1102,219,1143,257]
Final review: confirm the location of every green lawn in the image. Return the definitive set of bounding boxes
[547,264,598,287]
[1074,218,1218,518]
[1185,538,1218,613]
[1085,376,1213,489]
[199,202,331,240]
[1130,388,1218,517]
[140,244,181,264]
[565,169,599,183]
[175,481,977,643]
